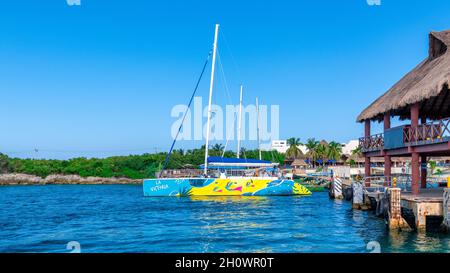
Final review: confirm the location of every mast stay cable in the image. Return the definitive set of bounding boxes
[160,51,212,176]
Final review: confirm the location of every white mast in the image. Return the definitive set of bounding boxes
[237,85,243,158]
[204,24,220,176]
[256,97,262,160]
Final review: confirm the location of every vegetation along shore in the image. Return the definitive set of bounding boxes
[0,138,347,185]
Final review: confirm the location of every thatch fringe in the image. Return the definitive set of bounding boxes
[357,30,450,122]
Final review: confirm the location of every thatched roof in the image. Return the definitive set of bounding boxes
[319,140,328,145]
[357,30,450,122]
[291,159,308,167]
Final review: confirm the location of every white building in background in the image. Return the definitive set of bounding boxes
[341,140,359,156]
[270,139,358,156]
[270,140,308,154]
[270,140,289,153]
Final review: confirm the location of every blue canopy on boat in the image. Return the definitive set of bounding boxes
[199,157,277,170]
[207,156,271,164]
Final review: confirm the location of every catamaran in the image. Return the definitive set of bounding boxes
[143,24,311,197]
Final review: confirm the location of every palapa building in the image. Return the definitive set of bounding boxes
[357,30,450,195]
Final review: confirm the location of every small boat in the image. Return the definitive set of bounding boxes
[294,176,330,192]
[143,24,311,197]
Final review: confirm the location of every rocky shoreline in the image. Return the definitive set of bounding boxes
[0,173,142,185]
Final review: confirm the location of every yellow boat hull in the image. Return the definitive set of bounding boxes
[143,178,312,197]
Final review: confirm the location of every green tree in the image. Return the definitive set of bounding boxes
[0,153,11,174]
[351,145,362,156]
[211,143,225,155]
[305,138,319,167]
[429,160,436,175]
[286,137,303,159]
[327,141,343,164]
[316,141,329,166]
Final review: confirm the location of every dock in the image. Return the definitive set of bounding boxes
[331,177,450,232]
[343,29,450,233]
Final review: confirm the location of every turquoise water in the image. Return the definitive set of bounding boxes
[0,185,448,253]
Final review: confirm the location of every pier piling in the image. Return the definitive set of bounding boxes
[443,188,450,232]
[333,178,343,199]
[352,182,364,209]
[387,188,412,231]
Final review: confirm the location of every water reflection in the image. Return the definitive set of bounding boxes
[188,195,272,204]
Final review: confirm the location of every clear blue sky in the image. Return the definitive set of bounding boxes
[1,0,450,159]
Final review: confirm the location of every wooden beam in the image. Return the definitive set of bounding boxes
[384,112,391,130]
[411,102,419,127]
[365,120,371,137]
[364,150,383,157]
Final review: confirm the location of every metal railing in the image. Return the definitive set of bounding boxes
[362,175,412,193]
[361,175,446,194]
[157,169,203,178]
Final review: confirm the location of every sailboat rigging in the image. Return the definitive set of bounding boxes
[143,24,311,197]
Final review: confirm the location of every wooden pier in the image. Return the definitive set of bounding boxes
[401,188,444,231]
[340,178,450,232]
[348,29,450,233]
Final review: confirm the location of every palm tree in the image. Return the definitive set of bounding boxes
[316,141,329,166]
[211,143,225,155]
[327,141,343,164]
[270,150,286,165]
[286,138,304,159]
[305,138,319,167]
[429,160,437,175]
[351,145,362,156]
[239,147,247,158]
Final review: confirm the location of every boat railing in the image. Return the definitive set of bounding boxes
[157,169,204,178]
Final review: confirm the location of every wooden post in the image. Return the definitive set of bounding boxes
[421,155,427,189]
[384,112,391,130]
[384,113,391,186]
[412,152,420,195]
[365,120,371,138]
[411,103,420,195]
[364,120,371,187]
[365,157,371,186]
[411,103,419,128]
[387,188,411,230]
[384,156,391,186]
